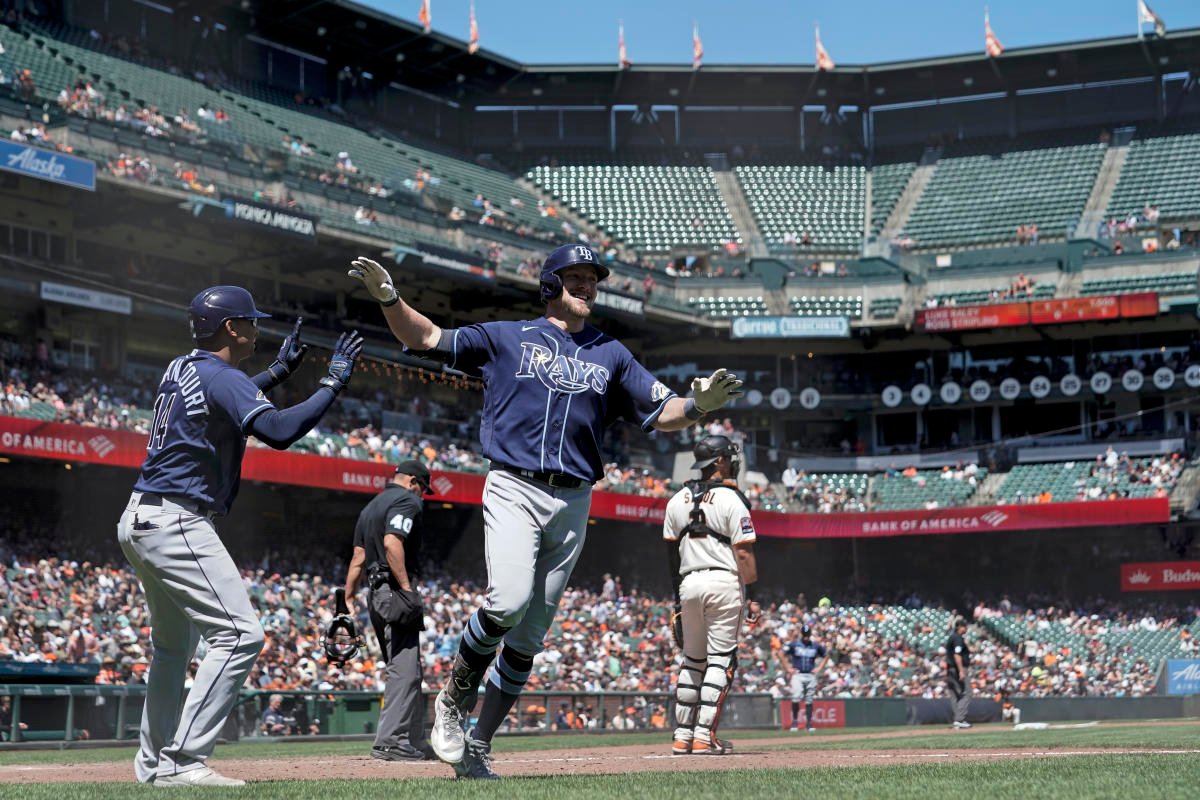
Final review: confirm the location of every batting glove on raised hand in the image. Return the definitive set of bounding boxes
[691,368,745,413]
[319,331,365,394]
[347,257,398,306]
[267,317,310,381]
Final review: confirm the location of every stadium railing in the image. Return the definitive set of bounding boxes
[0,686,777,742]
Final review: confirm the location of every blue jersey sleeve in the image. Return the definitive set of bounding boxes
[609,345,676,431]
[208,368,274,432]
[443,324,493,374]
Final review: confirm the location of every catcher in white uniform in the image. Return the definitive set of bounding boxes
[663,434,759,755]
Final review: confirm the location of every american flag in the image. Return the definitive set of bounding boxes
[693,22,703,70]
[619,21,631,69]
[985,10,1003,58]
[1138,0,1166,38]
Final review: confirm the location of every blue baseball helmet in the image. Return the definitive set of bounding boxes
[188,285,271,340]
[539,244,610,302]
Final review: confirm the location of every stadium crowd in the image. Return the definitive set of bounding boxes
[2,523,1195,724]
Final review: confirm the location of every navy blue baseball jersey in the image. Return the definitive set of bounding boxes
[784,639,827,673]
[442,318,676,481]
[134,349,273,515]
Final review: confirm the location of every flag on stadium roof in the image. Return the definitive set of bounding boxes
[815,25,834,71]
[985,10,1004,58]
[468,1,479,54]
[418,0,432,34]
[693,22,704,70]
[1138,0,1166,38]
[619,21,632,69]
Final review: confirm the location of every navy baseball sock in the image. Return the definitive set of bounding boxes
[447,611,508,708]
[791,701,800,726]
[805,702,814,728]
[471,647,534,743]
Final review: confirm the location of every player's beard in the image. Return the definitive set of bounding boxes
[562,292,593,320]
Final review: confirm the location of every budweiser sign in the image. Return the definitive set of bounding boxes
[1120,561,1200,592]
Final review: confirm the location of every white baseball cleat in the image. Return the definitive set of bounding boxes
[155,767,245,787]
[431,689,467,764]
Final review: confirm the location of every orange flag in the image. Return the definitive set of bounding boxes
[815,25,834,71]
[418,0,431,34]
[468,2,479,53]
[985,10,1004,57]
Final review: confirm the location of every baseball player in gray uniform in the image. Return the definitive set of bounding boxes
[663,435,758,756]
[118,287,362,786]
[348,247,744,779]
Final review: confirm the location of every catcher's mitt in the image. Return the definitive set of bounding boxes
[321,588,363,664]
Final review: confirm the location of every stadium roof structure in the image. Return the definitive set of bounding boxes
[217,1,1200,108]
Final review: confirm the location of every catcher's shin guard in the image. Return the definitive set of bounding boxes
[694,647,736,743]
[673,655,704,736]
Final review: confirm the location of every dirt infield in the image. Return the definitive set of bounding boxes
[2,735,1198,784]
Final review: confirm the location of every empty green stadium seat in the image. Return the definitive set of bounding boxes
[527,165,740,253]
[901,142,1104,249]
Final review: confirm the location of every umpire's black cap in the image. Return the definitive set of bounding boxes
[394,460,434,495]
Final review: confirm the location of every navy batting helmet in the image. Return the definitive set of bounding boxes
[801,625,813,638]
[188,285,271,340]
[539,243,610,302]
[691,434,739,470]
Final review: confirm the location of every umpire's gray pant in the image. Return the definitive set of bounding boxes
[369,593,426,750]
[946,673,971,724]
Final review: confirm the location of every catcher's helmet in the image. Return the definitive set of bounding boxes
[539,243,610,302]
[321,614,364,664]
[691,434,739,470]
[188,285,271,340]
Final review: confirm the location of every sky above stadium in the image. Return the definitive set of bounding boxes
[359,0,1199,65]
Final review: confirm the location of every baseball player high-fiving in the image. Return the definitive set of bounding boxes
[349,246,744,779]
[118,287,363,786]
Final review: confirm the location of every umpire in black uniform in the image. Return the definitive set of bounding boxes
[945,618,972,729]
[345,460,434,761]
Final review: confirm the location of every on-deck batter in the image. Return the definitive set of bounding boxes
[348,246,745,779]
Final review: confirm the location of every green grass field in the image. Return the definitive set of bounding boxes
[3,722,1198,799]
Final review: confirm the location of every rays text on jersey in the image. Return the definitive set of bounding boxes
[515,342,610,394]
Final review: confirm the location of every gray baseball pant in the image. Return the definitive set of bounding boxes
[369,599,425,750]
[480,470,591,655]
[117,492,264,782]
[947,673,971,724]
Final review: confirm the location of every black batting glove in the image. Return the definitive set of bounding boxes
[267,317,310,382]
[319,330,365,394]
